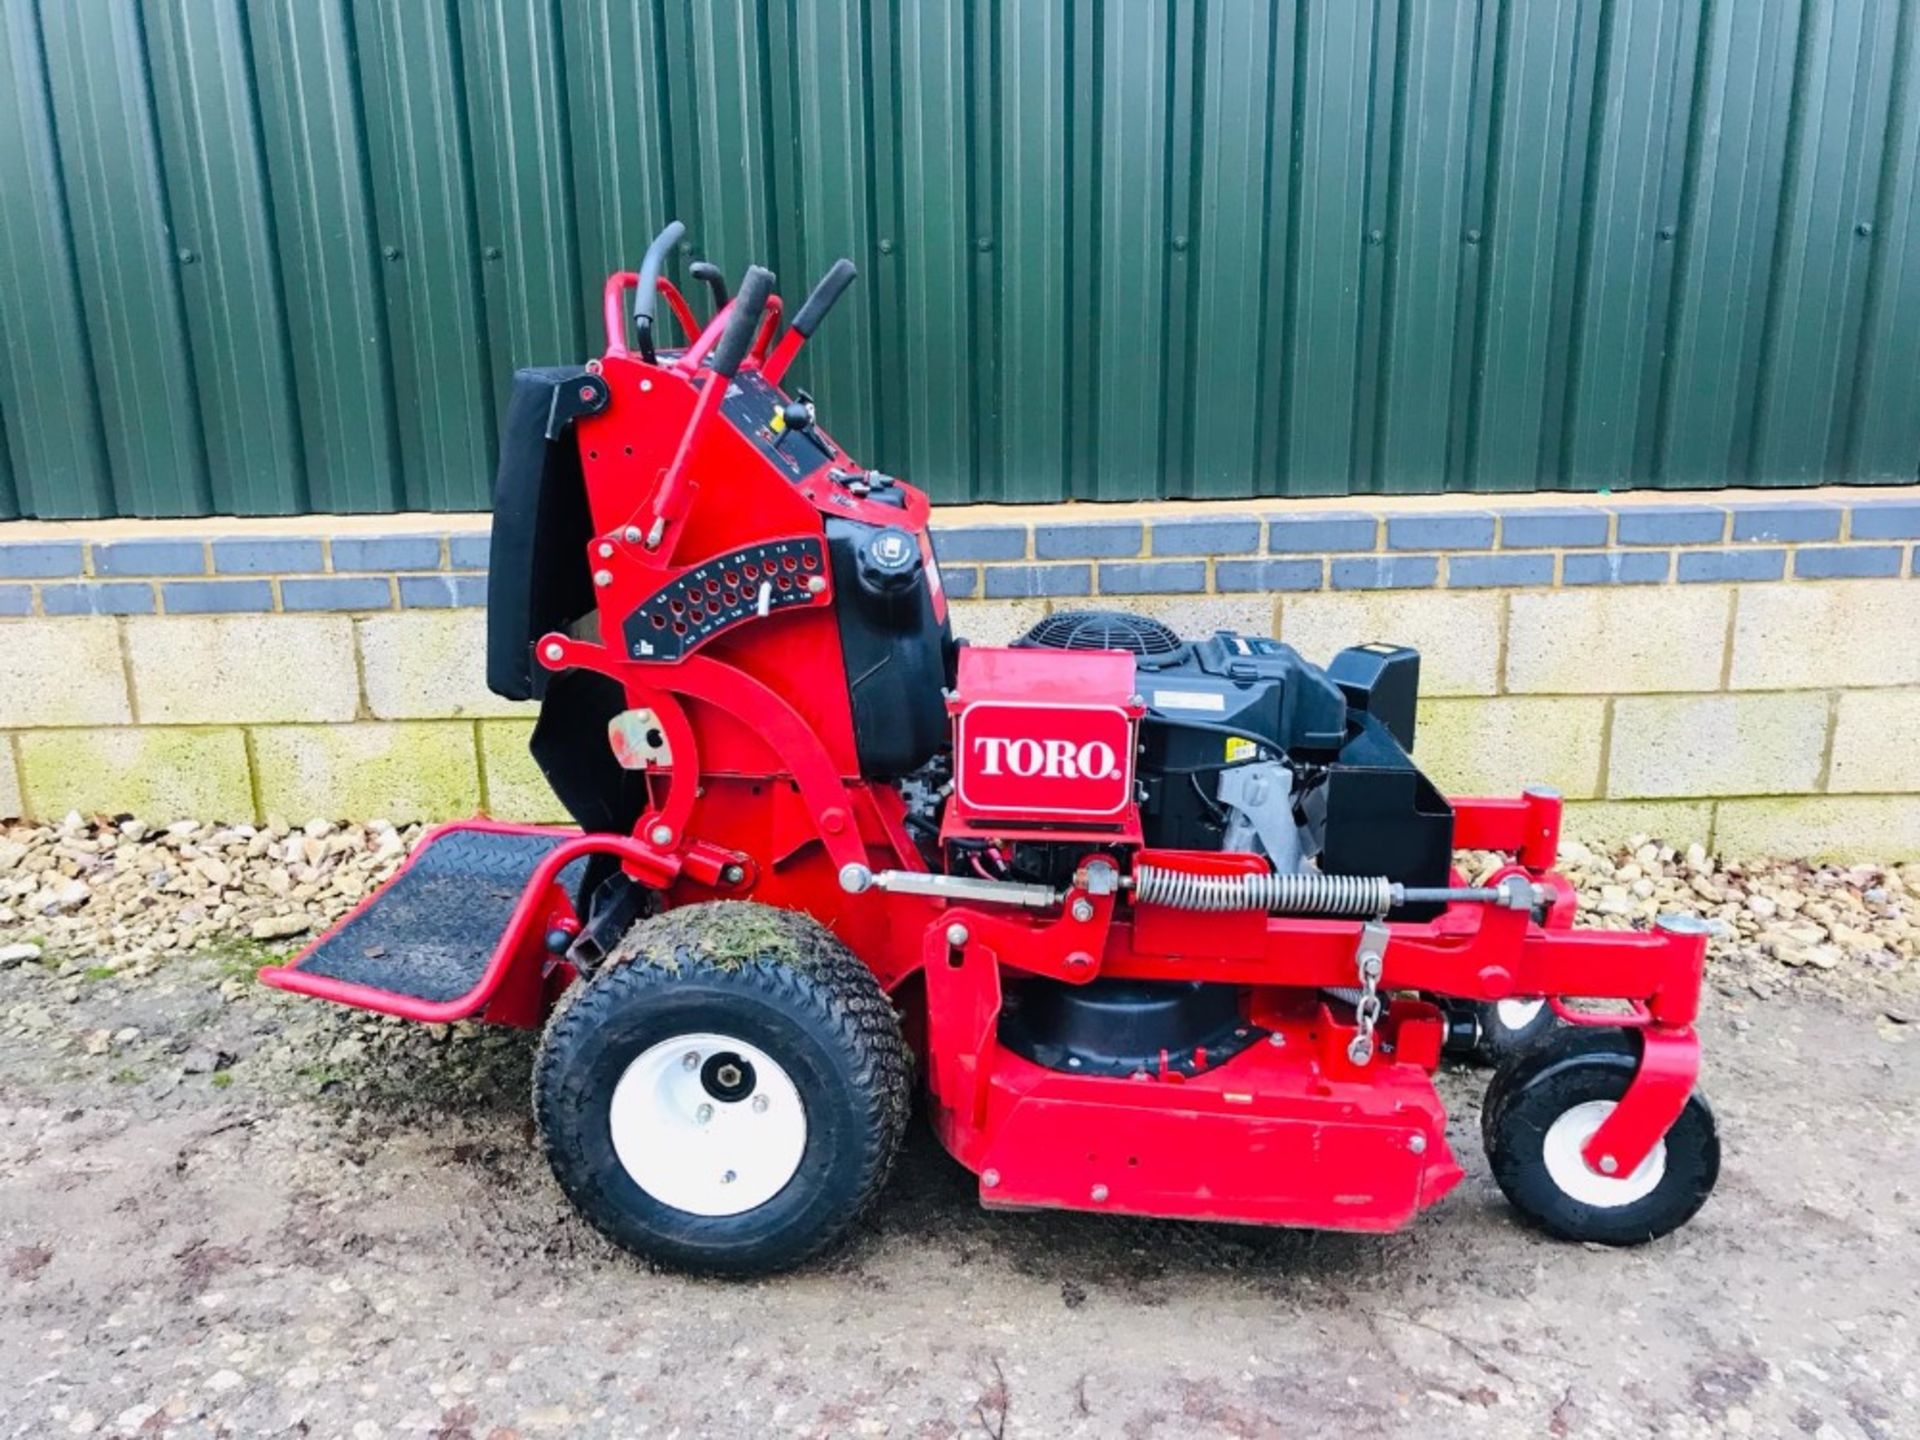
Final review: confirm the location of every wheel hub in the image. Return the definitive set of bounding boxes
[1541,1099,1666,1207]
[609,1032,806,1216]
[1493,997,1546,1031]
[700,1050,757,1102]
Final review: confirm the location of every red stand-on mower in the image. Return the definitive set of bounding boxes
[263,224,1720,1275]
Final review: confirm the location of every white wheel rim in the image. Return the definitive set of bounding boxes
[608,1032,807,1217]
[1541,1099,1666,1208]
[1494,998,1546,1032]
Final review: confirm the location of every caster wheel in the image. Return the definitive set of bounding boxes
[1436,996,1557,1066]
[1473,996,1558,1064]
[534,901,911,1276]
[1482,1027,1719,1245]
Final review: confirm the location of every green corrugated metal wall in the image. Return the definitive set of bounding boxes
[1,0,1916,518]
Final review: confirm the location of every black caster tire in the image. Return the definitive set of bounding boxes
[534,901,912,1276]
[1436,996,1557,1066]
[1471,996,1559,1065]
[1482,1027,1719,1246]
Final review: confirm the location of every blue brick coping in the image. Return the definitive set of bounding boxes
[0,541,85,577]
[0,493,1910,618]
[1385,512,1495,551]
[161,580,275,614]
[1033,521,1143,559]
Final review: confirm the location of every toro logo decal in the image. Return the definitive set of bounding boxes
[955,701,1136,819]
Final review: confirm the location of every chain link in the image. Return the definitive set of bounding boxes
[1345,920,1390,1065]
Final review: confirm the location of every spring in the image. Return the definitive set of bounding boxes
[1132,864,1394,917]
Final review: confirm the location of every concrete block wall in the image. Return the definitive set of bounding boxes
[0,490,1916,857]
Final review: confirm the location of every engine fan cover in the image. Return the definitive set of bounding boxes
[1016,610,1189,669]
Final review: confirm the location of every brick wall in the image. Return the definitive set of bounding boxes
[2,490,1916,857]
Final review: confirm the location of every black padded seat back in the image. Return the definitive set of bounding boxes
[486,367,598,700]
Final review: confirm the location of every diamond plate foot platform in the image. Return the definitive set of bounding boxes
[261,823,587,1013]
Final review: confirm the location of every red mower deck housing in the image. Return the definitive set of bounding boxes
[263,223,1719,1270]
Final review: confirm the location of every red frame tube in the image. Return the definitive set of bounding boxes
[762,325,805,386]
[601,273,702,358]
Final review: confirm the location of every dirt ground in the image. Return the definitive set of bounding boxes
[1,948,1915,1440]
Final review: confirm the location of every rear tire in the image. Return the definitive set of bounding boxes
[1482,1027,1719,1246]
[534,901,911,1276]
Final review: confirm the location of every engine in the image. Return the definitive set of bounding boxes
[920,611,1454,920]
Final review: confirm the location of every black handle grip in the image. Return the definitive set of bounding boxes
[710,265,775,379]
[790,258,857,338]
[689,260,729,312]
[633,220,687,363]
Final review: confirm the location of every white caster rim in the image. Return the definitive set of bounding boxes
[608,1032,807,1217]
[1541,1099,1666,1207]
[1494,997,1547,1032]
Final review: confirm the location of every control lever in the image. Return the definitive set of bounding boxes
[709,266,775,380]
[642,264,776,554]
[632,220,687,365]
[764,259,858,385]
[689,261,729,314]
[771,390,816,444]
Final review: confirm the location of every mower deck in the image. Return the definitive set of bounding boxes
[262,825,587,1016]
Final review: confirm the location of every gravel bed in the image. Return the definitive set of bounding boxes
[2,813,1914,1002]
